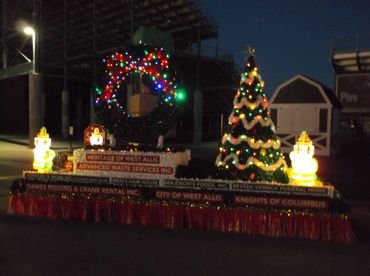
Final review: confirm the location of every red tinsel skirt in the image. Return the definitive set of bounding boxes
[7,194,356,243]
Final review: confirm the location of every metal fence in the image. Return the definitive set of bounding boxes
[332,33,370,52]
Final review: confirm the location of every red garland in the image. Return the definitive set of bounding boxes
[7,194,356,243]
[102,50,173,100]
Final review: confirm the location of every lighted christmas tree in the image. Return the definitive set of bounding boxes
[215,47,289,183]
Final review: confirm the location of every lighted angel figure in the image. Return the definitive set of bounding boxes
[288,131,319,186]
[33,127,56,173]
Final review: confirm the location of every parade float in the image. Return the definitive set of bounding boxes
[7,46,355,243]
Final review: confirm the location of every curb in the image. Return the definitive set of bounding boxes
[0,137,29,147]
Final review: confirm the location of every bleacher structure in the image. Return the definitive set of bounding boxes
[0,0,238,143]
[331,34,370,135]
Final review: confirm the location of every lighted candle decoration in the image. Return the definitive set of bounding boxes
[89,127,104,146]
[33,127,56,173]
[289,131,319,186]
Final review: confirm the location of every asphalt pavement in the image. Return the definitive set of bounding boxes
[0,135,370,276]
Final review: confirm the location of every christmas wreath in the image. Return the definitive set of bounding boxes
[93,45,185,145]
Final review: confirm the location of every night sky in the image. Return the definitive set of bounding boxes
[202,0,370,97]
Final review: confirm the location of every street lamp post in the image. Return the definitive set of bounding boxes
[23,26,36,73]
[24,26,42,146]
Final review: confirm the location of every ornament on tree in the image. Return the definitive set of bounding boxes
[249,172,255,180]
[215,48,288,183]
[252,127,257,134]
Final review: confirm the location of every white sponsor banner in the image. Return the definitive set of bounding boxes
[73,149,190,179]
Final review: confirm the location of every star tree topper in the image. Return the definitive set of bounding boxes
[244,45,256,58]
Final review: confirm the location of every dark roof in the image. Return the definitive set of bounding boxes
[302,75,342,109]
[273,74,341,109]
[331,35,370,73]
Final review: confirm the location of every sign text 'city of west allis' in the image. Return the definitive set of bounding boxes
[155,191,224,203]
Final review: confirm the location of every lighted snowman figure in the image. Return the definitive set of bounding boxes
[89,127,104,146]
[289,131,318,186]
[33,127,56,173]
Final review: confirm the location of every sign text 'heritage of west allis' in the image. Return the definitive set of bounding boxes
[85,153,160,164]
